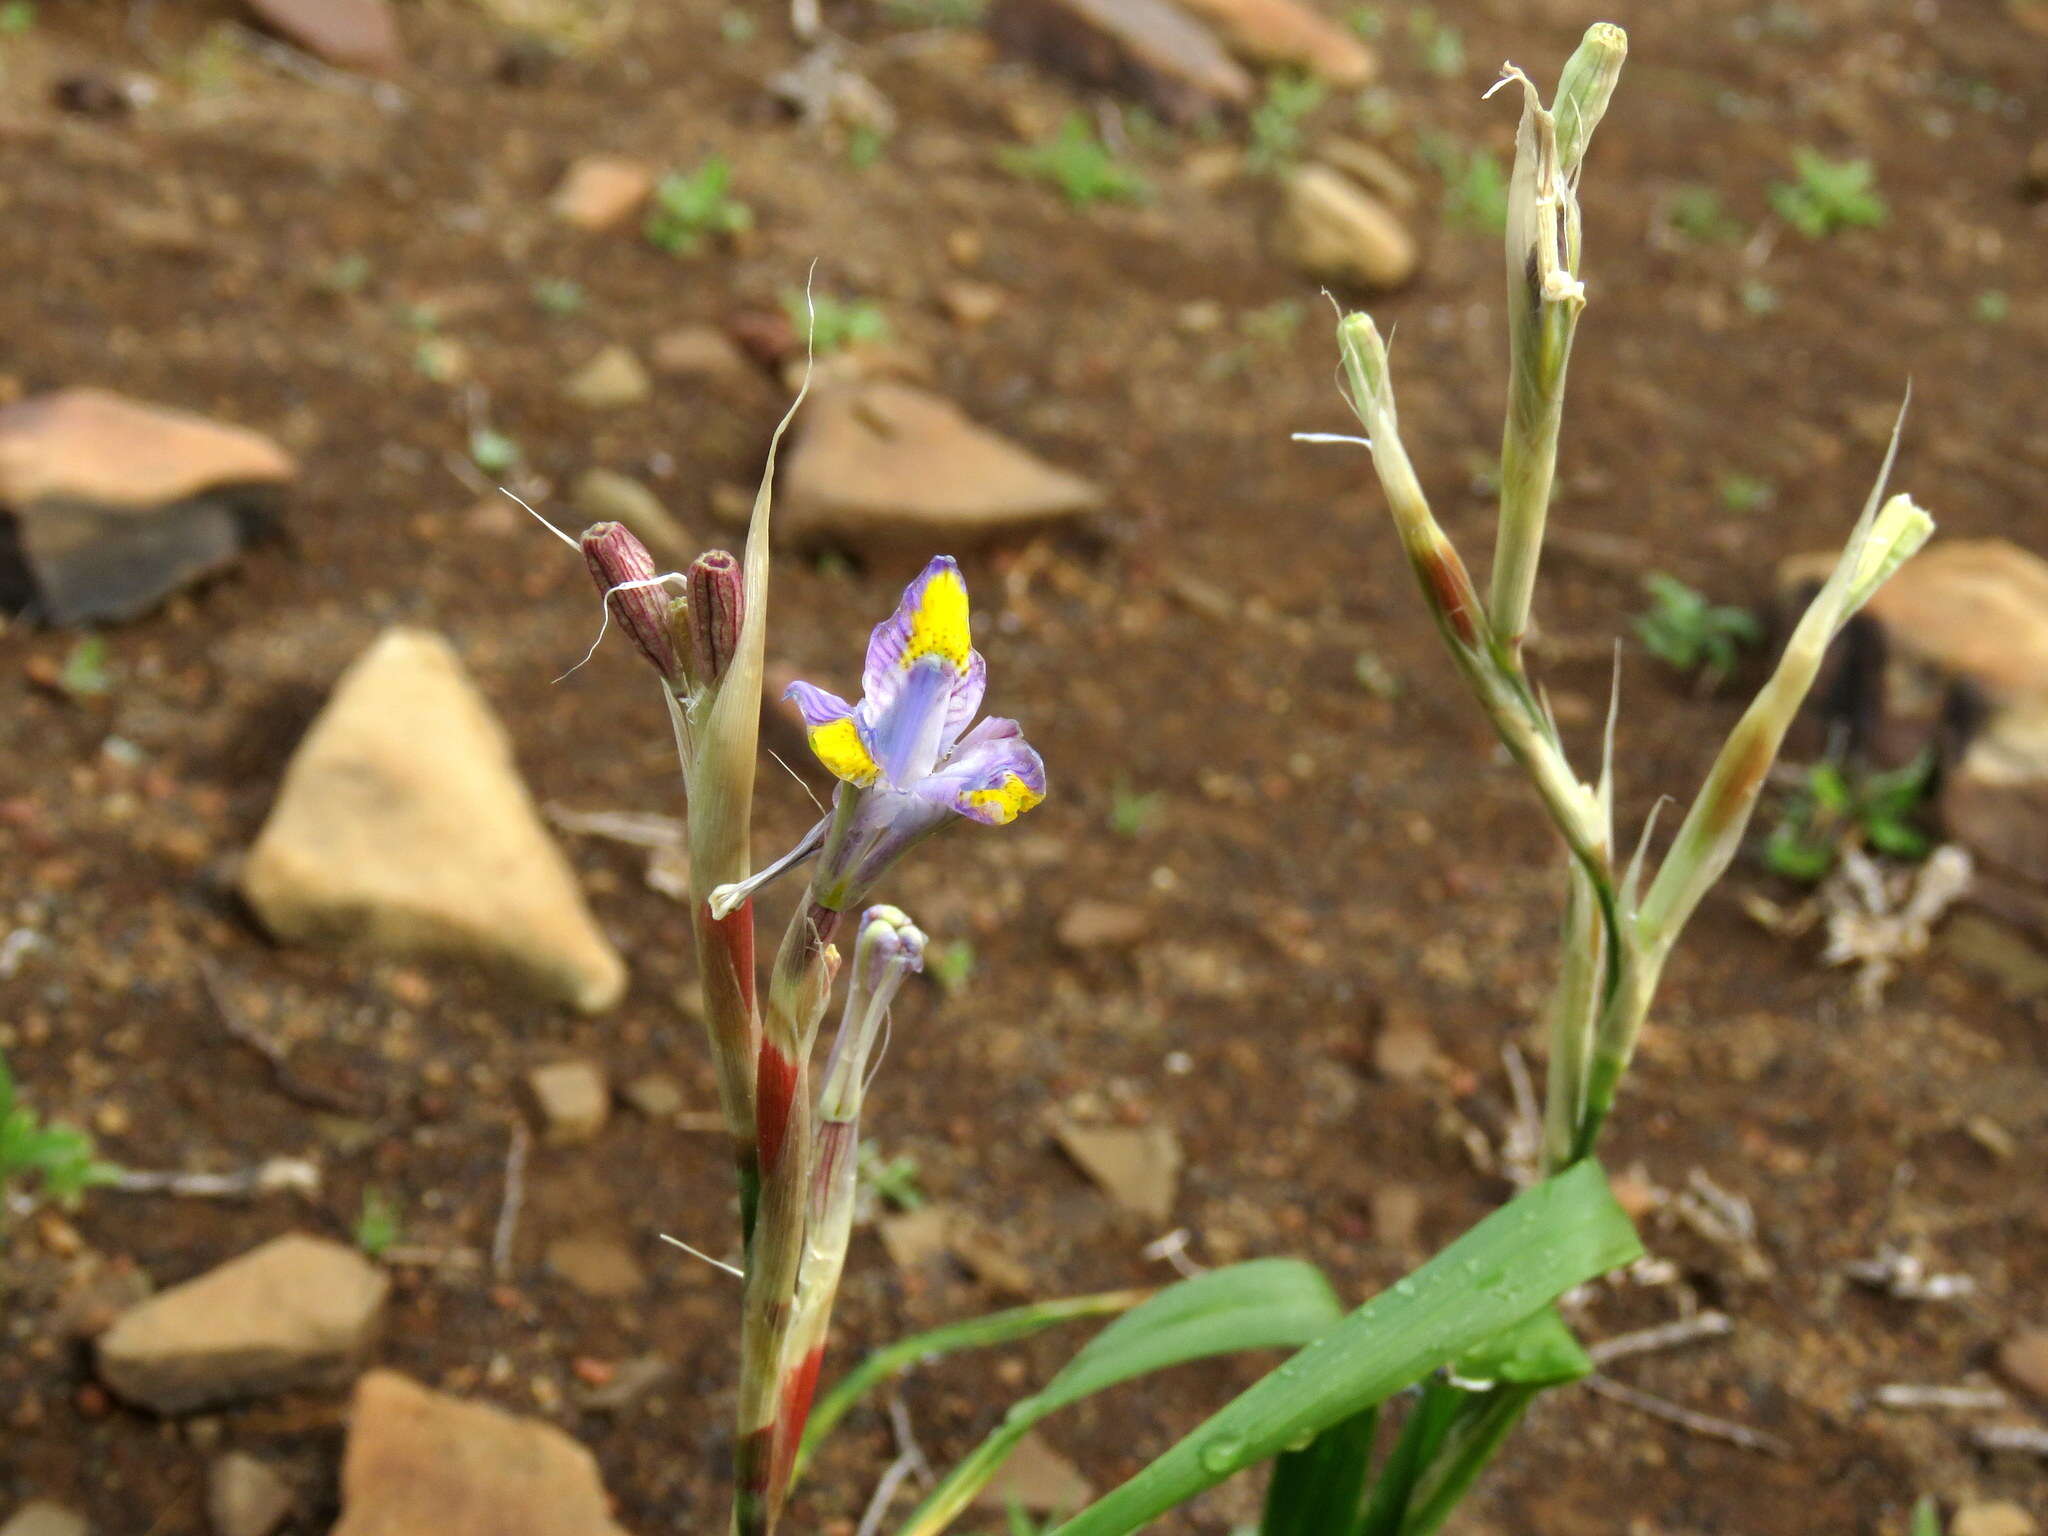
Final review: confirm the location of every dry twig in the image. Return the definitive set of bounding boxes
[491,1121,531,1280]
[1586,1374,1790,1457]
[1589,1310,1733,1366]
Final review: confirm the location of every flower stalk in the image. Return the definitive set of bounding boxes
[1331,22,1934,1176]
[1488,22,1626,662]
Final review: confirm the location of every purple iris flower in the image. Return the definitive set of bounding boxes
[710,556,1046,917]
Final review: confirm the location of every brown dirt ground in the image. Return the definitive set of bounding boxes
[2,1,2045,1532]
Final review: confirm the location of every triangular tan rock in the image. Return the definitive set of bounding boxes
[242,628,626,1011]
[1053,1119,1182,1222]
[781,381,1103,545]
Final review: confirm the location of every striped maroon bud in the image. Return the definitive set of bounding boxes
[580,522,681,683]
[687,549,743,685]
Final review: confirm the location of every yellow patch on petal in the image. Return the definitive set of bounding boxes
[902,566,971,672]
[963,773,1043,825]
[808,717,879,787]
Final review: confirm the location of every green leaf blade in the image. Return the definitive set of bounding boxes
[1047,1162,1642,1536]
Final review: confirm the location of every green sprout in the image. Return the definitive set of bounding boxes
[2,1054,115,1229]
[857,1141,926,1212]
[1240,298,1306,346]
[926,938,976,996]
[1911,1497,1943,1536]
[1347,5,1385,39]
[1973,289,2009,324]
[998,116,1150,208]
[413,337,464,383]
[1247,73,1326,174]
[1762,753,1935,883]
[315,253,373,295]
[1420,132,1508,233]
[645,157,753,257]
[1768,147,1887,238]
[718,9,756,42]
[884,0,986,20]
[1634,573,1761,687]
[1717,472,1775,514]
[845,124,889,170]
[532,277,587,316]
[59,636,113,698]
[779,289,889,355]
[1740,278,1781,315]
[1409,6,1465,77]
[468,427,521,476]
[1353,649,1401,699]
[1353,86,1400,135]
[1665,185,1741,243]
[1108,779,1164,838]
[0,2,36,34]
[354,1188,402,1258]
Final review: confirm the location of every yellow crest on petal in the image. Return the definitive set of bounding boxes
[901,564,971,672]
[808,717,879,787]
[963,773,1044,825]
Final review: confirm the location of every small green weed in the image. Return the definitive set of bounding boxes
[779,289,889,354]
[845,124,889,169]
[1763,754,1934,882]
[1973,289,2009,324]
[926,939,976,996]
[0,3,37,35]
[2,1055,114,1225]
[645,158,753,256]
[1108,779,1164,838]
[354,1188,402,1258]
[1717,472,1775,514]
[1346,5,1384,39]
[1768,147,1886,238]
[1634,573,1761,687]
[1353,649,1401,699]
[1240,298,1306,346]
[469,427,521,476]
[1420,133,1508,234]
[315,253,373,295]
[998,116,1149,207]
[1666,185,1741,243]
[1408,7,1465,77]
[883,0,986,20]
[532,277,587,316]
[1911,1497,1943,1536]
[59,637,113,698]
[1247,73,1326,174]
[857,1141,926,1212]
[717,9,756,42]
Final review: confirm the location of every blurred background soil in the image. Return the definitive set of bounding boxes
[0,1,2044,1532]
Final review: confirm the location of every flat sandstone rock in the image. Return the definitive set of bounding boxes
[332,1371,632,1536]
[0,388,295,624]
[781,381,1102,545]
[95,1234,388,1414]
[241,627,626,1012]
[988,0,1252,124]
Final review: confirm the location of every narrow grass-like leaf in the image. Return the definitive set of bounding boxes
[795,1289,1148,1482]
[1047,1161,1641,1536]
[1259,1404,1377,1536]
[893,1259,1345,1536]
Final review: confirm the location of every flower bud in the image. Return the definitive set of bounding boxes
[580,522,680,683]
[687,549,744,686]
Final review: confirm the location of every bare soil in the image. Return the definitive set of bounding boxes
[1,1,2044,1532]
